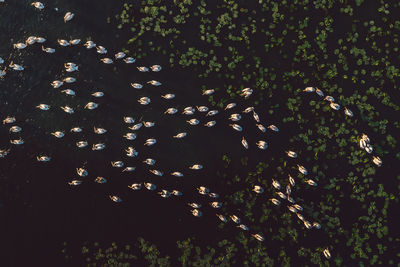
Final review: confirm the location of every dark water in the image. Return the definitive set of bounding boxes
[0,1,293,265]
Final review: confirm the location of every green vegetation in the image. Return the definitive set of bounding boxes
[64,0,400,265]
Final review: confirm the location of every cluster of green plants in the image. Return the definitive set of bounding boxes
[77,0,400,265]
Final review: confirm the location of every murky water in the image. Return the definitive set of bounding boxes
[0,1,292,264]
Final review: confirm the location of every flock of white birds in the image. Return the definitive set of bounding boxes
[0,1,384,260]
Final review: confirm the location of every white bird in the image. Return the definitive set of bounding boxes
[230,215,240,224]
[0,69,5,78]
[208,192,219,198]
[42,46,55,53]
[272,179,281,190]
[92,143,105,151]
[144,182,156,190]
[171,172,183,177]
[70,127,82,133]
[188,203,202,208]
[111,161,124,168]
[196,106,209,112]
[270,198,281,206]
[171,191,182,197]
[191,209,202,217]
[125,147,138,157]
[122,167,136,172]
[344,107,353,117]
[268,125,279,132]
[305,179,317,186]
[94,177,107,184]
[36,156,50,162]
[36,104,50,110]
[372,156,382,167]
[131,83,143,89]
[241,87,253,97]
[57,39,70,47]
[324,96,335,102]
[256,140,268,150]
[63,77,76,83]
[61,89,76,96]
[76,168,88,177]
[187,119,199,125]
[9,126,22,133]
[241,137,249,149]
[254,125,266,134]
[142,158,156,165]
[242,106,254,113]
[206,110,219,117]
[91,92,104,98]
[84,40,96,49]
[313,222,321,229]
[303,87,315,92]
[323,248,331,259]
[123,133,136,140]
[137,66,149,72]
[76,141,88,148]
[276,192,287,199]
[128,183,141,190]
[144,138,156,146]
[216,214,227,222]
[0,57,4,64]
[158,190,170,198]
[0,149,10,158]
[297,213,305,221]
[365,144,373,153]
[189,164,203,170]
[128,123,143,131]
[51,131,65,138]
[173,132,187,139]
[115,52,126,59]
[304,221,312,229]
[68,180,82,186]
[143,121,155,127]
[10,138,24,145]
[197,186,209,194]
[330,102,340,110]
[164,108,178,115]
[84,102,98,110]
[101,58,113,64]
[123,117,135,124]
[150,65,162,72]
[202,89,215,95]
[93,127,107,134]
[224,103,236,110]
[252,112,260,122]
[31,2,44,10]
[286,150,297,158]
[51,80,63,88]
[3,116,16,124]
[293,204,303,211]
[109,195,122,203]
[138,97,151,105]
[13,43,27,49]
[229,114,241,121]
[9,62,24,71]
[315,88,324,97]
[252,185,264,194]
[26,36,36,45]
[69,39,81,45]
[210,202,222,208]
[288,175,295,187]
[64,12,74,23]
[124,57,135,63]
[35,37,46,43]
[149,169,163,176]
[229,124,242,131]
[237,224,249,231]
[96,46,107,54]
[297,164,308,175]
[147,80,161,86]
[161,93,175,99]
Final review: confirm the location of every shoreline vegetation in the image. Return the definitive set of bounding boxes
[61,0,399,266]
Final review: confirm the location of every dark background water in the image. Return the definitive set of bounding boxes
[0,1,293,265]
